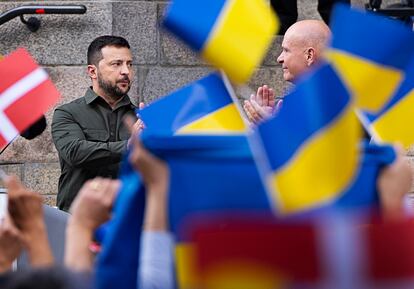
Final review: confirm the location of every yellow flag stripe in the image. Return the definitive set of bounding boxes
[202,0,278,83]
[176,103,247,135]
[325,49,403,113]
[204,261,286,289]
[371,88,414,148]
[269,105,361,214]
[175,243,287,289]
[175,243,200,289]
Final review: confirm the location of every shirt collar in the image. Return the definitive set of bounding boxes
[84,87,133,109]
[84,87,100,104]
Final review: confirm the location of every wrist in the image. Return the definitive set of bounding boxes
[67,219,94,239]
[21,221,48,247]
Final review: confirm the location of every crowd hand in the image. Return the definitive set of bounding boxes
[3,175,53,267]
[0,215,23,273]
[125,116,169,231]
[69,178,120,231]
[377,144,412,219]
[65,178,119,272]
[243,85,277,125]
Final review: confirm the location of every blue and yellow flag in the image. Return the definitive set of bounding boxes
[253,63,362,215]
[162,0,278,83]
[363,56,414,148]
[139,72,248,135]
[325,5,414,115]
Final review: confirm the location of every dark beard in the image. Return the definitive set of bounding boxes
[97,74,131,100]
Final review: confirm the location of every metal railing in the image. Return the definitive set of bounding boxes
[0,5,87,32]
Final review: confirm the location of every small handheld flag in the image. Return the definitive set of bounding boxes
[163,0,278,83]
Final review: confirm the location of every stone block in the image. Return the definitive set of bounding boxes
[112,1,158,65]
[0,164,23,188]
[297,0,322,21]
[263,36,283,66]
[42,195,58,207]
[159,30,205,66]
[0,131,57,164]
[141,66,212,102]
[0,1,112,65]
[158,3,205,66]
[23,162,60,195]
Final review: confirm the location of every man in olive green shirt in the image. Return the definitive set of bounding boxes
[52,36,141,211]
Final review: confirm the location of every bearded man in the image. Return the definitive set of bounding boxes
[52,36,141,211]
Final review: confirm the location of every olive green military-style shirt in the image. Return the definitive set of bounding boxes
[51,88,136,211]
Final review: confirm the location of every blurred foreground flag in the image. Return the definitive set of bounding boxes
[325,5,414,114]
[183,215,414,289]
[0,48,60,149]
[162,0,278,83]
[363,57,414,148]
[139,72,248,135]
[253,64,363,215]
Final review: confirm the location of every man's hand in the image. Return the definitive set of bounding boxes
[128,102,146,149]
[243,85,281,125]
[69,178,120,231]
[134,102,146,133]
[256,85,276,107]
[378,145,412,219]
[0,215,23,273]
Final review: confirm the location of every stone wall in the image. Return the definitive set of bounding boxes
[0,0,412,205]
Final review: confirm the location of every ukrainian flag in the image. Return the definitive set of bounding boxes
[162,0,278,83]
[253,63,362,215]
[360,56,414,148]
[325,5,414,114]
[139,72,248,135]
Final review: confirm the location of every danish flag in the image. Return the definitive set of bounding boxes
[0,48,60,149]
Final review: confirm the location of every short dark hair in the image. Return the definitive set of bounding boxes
[87,35,130,65]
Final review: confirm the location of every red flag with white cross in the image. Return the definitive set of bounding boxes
[0,48,60,149]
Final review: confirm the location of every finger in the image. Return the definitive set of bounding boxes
[139,102,145,110]
[268,88,276,107]
[256,86,263,105]
[243,101,251,119]
[243,101,255,123]
[262,85,269,106]
[245,101,261,124]
[250,100,266,119]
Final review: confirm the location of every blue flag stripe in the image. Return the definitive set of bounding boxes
[257,64,350,171]
[330,4,414,70]
[139,73,233,135]
[163,0,226,51]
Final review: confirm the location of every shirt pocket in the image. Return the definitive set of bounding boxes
[84,129,109,142]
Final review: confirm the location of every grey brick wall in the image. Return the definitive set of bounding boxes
[1,0,412,205]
